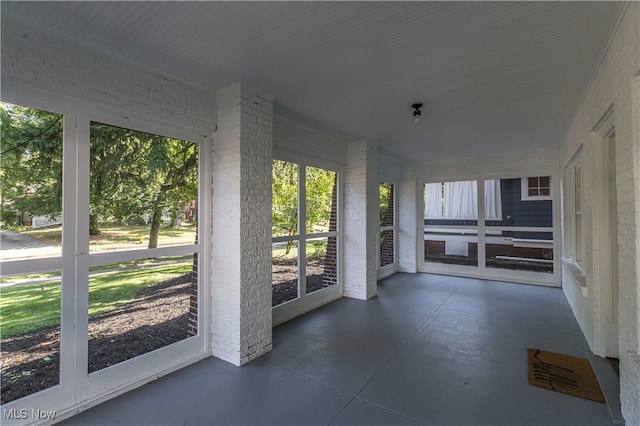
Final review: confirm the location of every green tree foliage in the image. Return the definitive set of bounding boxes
[1,103,198,249]
[305,166,336,233]
[90,122,198,248]
[379,182,393,227]
[272,159,298,239]
[0,104,63,220]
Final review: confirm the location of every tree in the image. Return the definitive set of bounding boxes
[272,159,298,252]
[0,104,63,222]
[1,103,198,248]
[89,122,198,248]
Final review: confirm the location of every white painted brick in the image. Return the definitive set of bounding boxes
[1,18,216,133]
[211,83,273,366]
[560,4,640,424]
[343,140,378,300]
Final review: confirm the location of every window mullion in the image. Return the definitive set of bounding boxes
[73,113,91,398]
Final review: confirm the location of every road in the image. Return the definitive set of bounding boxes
[0,229,61,260]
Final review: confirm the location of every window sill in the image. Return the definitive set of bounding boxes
[562,257,587,297]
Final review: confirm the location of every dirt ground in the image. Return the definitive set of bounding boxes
[1,259,335,404]
[272,257,330,306]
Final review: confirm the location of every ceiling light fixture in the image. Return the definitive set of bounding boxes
[412,103,423,123]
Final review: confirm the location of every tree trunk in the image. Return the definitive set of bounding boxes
[89,214,100,235]
[148,207,162,249]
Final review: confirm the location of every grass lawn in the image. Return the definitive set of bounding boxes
[0,261,192,340]
[18,223,197,252]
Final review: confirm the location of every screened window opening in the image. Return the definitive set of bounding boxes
[1,102,64,403]
[424,177,554,275]
[88,122,199,372]
[272,160,339,307]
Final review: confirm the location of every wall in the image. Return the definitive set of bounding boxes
[273,115,347,165]
[1,17,215,136]
[561,3,640,424]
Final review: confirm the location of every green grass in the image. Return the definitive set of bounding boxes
[15,223,197,251]
[0,261,191,339]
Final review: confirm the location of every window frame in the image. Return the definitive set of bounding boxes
[378,181,398,277]
[271,151,343,326]
[521,176,552,201]
[0,92,212,414]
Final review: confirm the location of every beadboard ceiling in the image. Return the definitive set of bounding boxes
[1,1,624,161]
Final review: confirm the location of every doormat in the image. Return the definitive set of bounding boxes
[527,348,605,403]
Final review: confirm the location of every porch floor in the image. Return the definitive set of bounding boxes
[62,273,614,425]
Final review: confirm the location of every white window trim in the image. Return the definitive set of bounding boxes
[521,177,552,201]
[0,94,211,418]
[378,181,398,279]
[272,158,343,326]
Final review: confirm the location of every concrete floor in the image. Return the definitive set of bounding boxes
[62,273,615,426]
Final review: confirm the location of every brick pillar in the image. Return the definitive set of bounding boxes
[322,175,338,287]
[343,140,378,299]
[211,83,273,365]
[187,232,198,337]
[398,165,419,273]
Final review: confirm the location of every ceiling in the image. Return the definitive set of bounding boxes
[1,1,624,161]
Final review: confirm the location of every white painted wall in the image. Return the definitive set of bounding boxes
[1,18,215,135]
[273,115,347,165]
[561,3,640,424]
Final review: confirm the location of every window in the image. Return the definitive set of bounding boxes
[272,160,339,308]
[522,176,552,201]
[424,180,502,220]
[574,165,583,263]
[87,122,199,372]
[379,182,395,268]
[0,100,208,408]
[1,103,63,403]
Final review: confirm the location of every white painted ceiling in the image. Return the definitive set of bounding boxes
[1,1,624,161]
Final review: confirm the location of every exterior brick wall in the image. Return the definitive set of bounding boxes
[380,183,395,267]
[322,176,338,287]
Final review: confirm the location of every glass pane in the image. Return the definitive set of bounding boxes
[540,176,550,187]
[1,103,63,260]
[272,241,298,306]
[380,230,394,267]
[88,256,195,372]
[528,188,538,197]
[424,234,478,266]
[272,160,298,237]
[424,180,478,221]
[1,270,61,403]
[306,167,337,234]
[305,237,337,294]
[528,177,538,188]
[486,177,553,228]
[486,231,554,273]
[380,182,394,226]
[89,122,198,253]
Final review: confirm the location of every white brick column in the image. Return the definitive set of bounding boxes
[343,140,378,299]
[211,83,273,365]
[399,164,420,273]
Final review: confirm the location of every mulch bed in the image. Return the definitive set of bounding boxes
[272,258,329,306]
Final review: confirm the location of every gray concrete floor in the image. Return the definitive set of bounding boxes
[62,273,614,426]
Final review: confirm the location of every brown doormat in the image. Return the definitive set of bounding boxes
[527,348,605,403]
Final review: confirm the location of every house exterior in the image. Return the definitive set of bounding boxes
[0,2,638,425]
